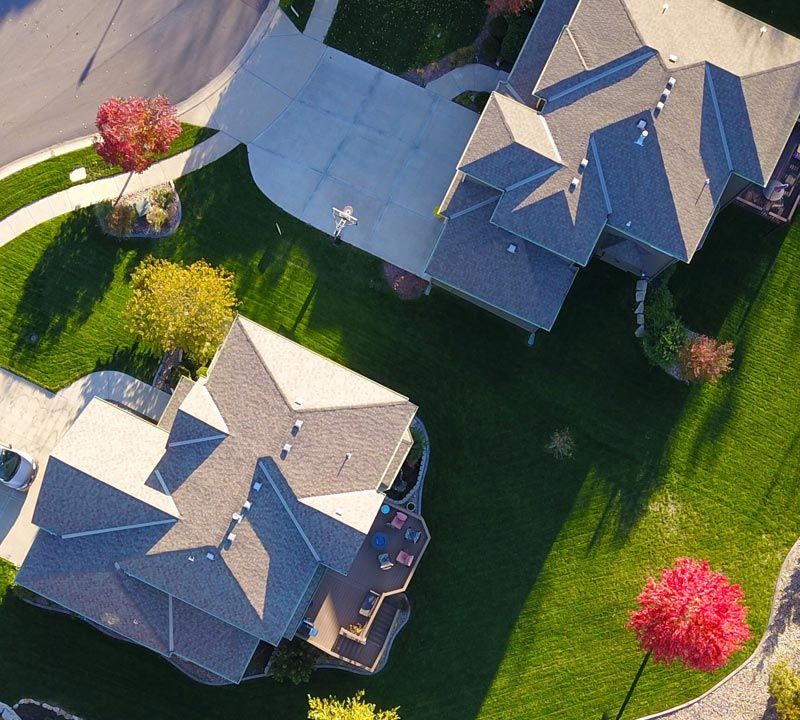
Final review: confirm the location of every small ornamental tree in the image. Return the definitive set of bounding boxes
[270,639,319,685]
[123,257,238,363]
[308,691,400,720]
[95,96,181,174]
[678,335,735,384]
[615,558,751,720]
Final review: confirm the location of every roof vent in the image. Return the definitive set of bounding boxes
[579,158,589,173]
[188,555,195,563]
[281,443,292,459]
[666,77,676,89]
[668,53,678,63]
[661,89,671,102]
[637,119,647,130]
[292,419,304,436]
[655,101,665,114]
[293,397,304,407]
[243,500,252,512]
[625,220,632,228]
[760,25,767,36]
[532,94,547,112]
[232,512,243,523]
[635,130,649,146]
[506,243,518,254]
[253,481,263,492]
[569,177,580,192]
[206,551,216,561]
[227,532,237,544]
[662,2,669,12]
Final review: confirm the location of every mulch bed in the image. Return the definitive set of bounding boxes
[382,263,427,299]
[15,704,69,720]
[98,183,181,239]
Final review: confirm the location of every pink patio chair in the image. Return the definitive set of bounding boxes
[396,550,415,567]
[388,511,408,530]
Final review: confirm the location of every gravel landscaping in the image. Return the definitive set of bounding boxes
[640,538,800,720]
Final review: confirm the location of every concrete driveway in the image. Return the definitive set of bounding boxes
[0,0,268,168]
[184,11,477,278]
[246,47,477,276]
[0,369,169,566]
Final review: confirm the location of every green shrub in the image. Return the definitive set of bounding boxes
[146,205,169,233]
[406,424,428,465]
[501,15,533,64]
[643,319,687,368]
[104,203,138,235]
[645,286,677,334]
[94,200,112,223]
[481,35,501,62]
[449,45,475,68]
[489,15,509,39]
[149,185,174,210]
[770,660,800,720]
[270,639,319,685]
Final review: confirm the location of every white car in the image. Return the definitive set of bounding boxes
[0,443,37,491]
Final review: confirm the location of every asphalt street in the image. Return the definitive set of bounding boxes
[0,0,267,167]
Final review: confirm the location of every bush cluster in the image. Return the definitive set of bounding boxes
[770,660,800,720]
[501,14,534,64]
[105,203,138,235]
[642,286,686,368]
[270,638,319,685]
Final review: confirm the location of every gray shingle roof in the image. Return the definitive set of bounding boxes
[19,315,418,681]
[426,203,578,331]
[434,0,800,331]
[439,173,501,218]
[459,93,561,189]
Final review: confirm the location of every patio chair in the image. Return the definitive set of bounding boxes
[378,552,393,571]
[388,511,408,530]
[359,590,380,618]
[396,550,415,567]
[404,528,422,544]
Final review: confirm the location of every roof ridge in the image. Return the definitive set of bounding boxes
[740,56,800,81]
[617,0,647,49]
[234,315,412,412]
[564,26,588,71]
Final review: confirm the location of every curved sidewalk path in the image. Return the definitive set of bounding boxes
[635,537,800,720]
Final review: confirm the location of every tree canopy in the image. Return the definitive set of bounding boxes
[307,691,400,720]
[95,96,181,173]
[123,257,238,363]
[628,557,751,672]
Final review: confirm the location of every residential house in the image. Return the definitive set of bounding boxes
[426,0,800,336]
[16,316,429,683]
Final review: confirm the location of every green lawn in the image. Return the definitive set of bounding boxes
[280,0,316,32]
[1,146,800,720]
[0,124,216,222]
[325,0,486,73]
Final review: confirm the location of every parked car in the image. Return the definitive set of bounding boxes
[0,443,37,491]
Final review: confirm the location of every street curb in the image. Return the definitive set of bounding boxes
[0,0,283,183]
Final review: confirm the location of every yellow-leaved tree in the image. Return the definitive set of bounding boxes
[307,691,400,720]
[124,256,238,363]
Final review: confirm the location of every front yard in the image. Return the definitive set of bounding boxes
[1,146,799,720]
[325,0,486,73]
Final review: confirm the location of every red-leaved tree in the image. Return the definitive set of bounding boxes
[615,558,750,720]
[678,335,735,385]
[95,96,181,174]
[486,0,532,14]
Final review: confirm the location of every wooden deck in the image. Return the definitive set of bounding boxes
[302,501,429,671]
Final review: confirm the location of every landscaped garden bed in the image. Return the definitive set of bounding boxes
[382,263,428,299]
[1,147,800,720]
[0,123,214,222]
[95,183,181,239]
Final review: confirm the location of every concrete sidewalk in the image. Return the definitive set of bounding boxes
[0,370,168,566]
[0,132,239,251]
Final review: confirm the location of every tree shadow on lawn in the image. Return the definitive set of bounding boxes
[9,209,140,361]
[668,207,799,489]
